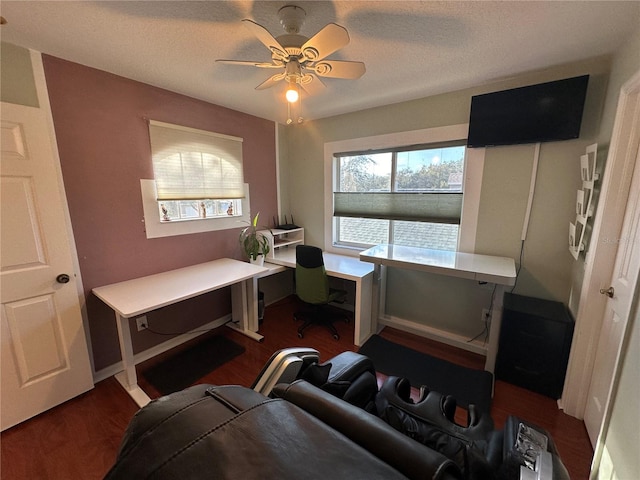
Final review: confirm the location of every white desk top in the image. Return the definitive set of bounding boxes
[93,258,268,318]
[267,249,374,281]
[360,244,516,286]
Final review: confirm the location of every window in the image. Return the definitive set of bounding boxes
[334,144,465,250]
[140,121,251,239]
[324,124,484,255]
[158,199,243,222]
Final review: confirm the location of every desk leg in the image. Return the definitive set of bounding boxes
[367,264,384,336]
[354,273,374,346]
[246,277,260,333]
[485,285,505,374]
[228,280,263,342]
[114,313,150,408]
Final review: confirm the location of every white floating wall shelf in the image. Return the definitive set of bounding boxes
[570,143,598,260]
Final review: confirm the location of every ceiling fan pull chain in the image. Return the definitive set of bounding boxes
[298,91,304,124]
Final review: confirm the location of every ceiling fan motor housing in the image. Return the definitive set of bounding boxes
[285,59,302,83]
[278,5,306,34]
[276,6,317,62]
[274,34,305,56]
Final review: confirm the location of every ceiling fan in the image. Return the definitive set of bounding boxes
[217,5,366,101]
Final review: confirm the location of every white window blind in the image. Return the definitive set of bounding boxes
[149,120,244,200]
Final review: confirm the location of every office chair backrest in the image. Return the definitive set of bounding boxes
[295,245,331,305]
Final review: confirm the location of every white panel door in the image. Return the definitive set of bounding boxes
[584,138,640,446]
[1,100,93,431]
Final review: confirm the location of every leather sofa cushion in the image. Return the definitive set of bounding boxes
[273,380,462,480]
[106,384,459,480]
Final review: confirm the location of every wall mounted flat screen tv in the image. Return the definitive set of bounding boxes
[467,75,589,148]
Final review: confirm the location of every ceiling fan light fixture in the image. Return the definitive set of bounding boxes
[285,80,299,103]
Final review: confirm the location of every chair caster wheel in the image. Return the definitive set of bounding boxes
[333,334,340,340]
[297,332,304,339]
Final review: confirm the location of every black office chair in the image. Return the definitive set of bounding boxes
[294,245,348,340]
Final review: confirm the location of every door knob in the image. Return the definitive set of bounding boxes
[599,286,614,298]
[56,274,71,284]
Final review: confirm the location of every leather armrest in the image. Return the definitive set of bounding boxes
[116,384,217,457]
[273,380,462,480]
[206,384,270,412]
[323,351,375,383]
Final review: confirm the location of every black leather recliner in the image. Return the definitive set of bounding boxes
[373,375,570,480]
[106,349,570,480]
[376,376,502,478]
[106,381,462,480]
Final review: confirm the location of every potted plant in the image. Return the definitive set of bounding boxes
[239,212,270,265]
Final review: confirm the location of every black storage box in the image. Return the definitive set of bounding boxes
[496,293,574,398]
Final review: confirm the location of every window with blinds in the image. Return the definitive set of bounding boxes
[148,120,245,222]
[333,143,465,251]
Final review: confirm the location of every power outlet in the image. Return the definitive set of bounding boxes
[480,308,491,324]
[136,316,148,331]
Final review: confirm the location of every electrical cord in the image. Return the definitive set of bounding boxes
[467,322,489,344]
[468,238,524,344]
[510,239,525,293]
[467,283,497,344]
[468,232,525,344]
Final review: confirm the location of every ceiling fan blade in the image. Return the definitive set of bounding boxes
[255,73,286,90]
[299,74,326,96]
[312,60,366,79]
[242,19,289,60]
[301,23,350,61]
[216,59,282,69]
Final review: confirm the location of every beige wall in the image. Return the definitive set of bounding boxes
[0,42,39,107]
[282,56,610,338]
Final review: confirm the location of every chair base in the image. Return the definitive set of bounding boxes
[294,305,349,340]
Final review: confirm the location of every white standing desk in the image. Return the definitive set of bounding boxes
[265,249,375,346]
[359,244,516,373]
[93,258,268,407]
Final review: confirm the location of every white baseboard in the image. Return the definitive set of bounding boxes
[93,315,231,383]
[379,315,488,356]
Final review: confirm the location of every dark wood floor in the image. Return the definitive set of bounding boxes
[1,296,593,479]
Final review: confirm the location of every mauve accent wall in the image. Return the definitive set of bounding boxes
[42,55,277,372]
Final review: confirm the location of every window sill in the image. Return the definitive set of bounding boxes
[140,180,250,239]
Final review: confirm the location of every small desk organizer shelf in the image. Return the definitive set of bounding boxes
[261,228,304,259]
[569,143,599,260]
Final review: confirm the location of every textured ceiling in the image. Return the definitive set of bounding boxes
[1,1,639,124]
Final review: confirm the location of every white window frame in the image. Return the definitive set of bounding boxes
[141,180,251,239]
[324,124,484,256]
